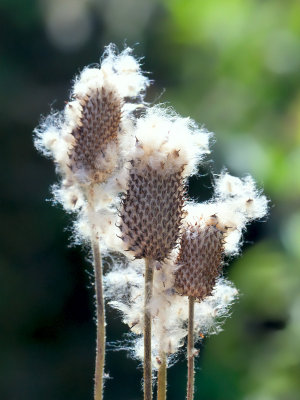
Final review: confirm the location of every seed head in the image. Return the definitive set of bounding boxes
[69,87,122,184]
[175,223,224,300]
[117,106,212,261]
[34,44,149,201]
[119,160,186,261]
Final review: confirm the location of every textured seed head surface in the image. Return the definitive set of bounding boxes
[69,87,121,184]
[119,161,186,262]
[174,223,224,300]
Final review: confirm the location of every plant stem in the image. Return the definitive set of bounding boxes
[88,187,105,400]
[157,352,167,400]
[92,235,105,400]
[187,296,195,400]
[144,258,154,400]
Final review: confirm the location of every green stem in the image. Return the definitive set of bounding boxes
[144,258,154,400]
[187,297,195,400]
[157,352,167,400]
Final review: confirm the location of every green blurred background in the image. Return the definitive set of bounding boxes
[1,0,300,399]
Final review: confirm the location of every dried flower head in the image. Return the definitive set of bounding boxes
[174,222,225,299]
[118,107,211,261]
[105,167,267,368]
[120,161,186,261]
[34,44,269,400]
[34,44,149,209]
[34,45,151,400]
[68,87,122,185]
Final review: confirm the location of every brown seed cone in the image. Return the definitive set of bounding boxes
[69,87,122,184]
[174,224,224,300]
[119,161,186,262]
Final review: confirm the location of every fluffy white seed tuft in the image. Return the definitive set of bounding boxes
[34,44,149,219]
[123,106,212,178]
[185,172,268,254]
[104,257,238,369]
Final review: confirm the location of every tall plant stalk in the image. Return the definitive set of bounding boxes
[187,296,195,400]
[144,258,154,400]
[89,189,105,400]
[157,352,167,400]
[92,237,105,400]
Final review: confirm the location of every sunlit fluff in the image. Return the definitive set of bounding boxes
[34,44,149,212]
[34,43,268,390]
[185,172,268,254]
[104,168,267,368]
[126,106,212,178]
[104,259,238,369]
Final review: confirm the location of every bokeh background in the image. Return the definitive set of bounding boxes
[1,0,300,399]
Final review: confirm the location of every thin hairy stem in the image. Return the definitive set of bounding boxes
[157,352,167,400]
[144,258,154,400]
[92,236,105,400]
[88,188,105,400]
[187,297,195,400]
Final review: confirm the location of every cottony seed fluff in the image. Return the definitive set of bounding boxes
[69,87,122,184]
[175,223,224,300]
[119,161,186,261]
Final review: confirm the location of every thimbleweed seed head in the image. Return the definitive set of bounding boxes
[64,46,149,186]
[34,44,149,210]
[174,222,225,300]
[34,45,150,400]
[118,107,211,261]
[120,161,186,261]
[34,45,268,395]
[68,87,122,185]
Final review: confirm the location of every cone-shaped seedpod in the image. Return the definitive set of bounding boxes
[174,221,225,400]
[175,222,225,300]
[119,139,187,400]
[69,87,122,185]
[116,105,211,400]
[120,160,186,262]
